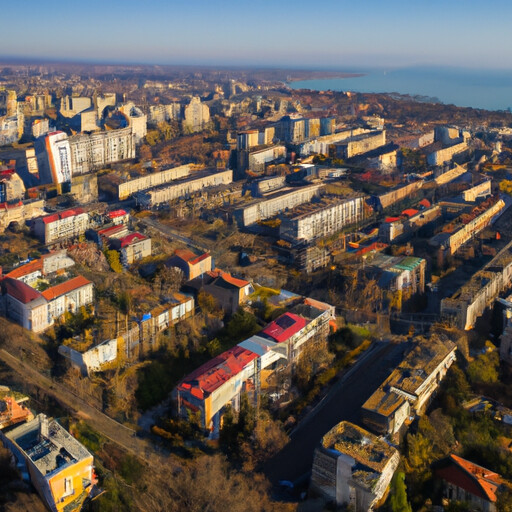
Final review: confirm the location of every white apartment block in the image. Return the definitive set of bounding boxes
[33,208,90,244]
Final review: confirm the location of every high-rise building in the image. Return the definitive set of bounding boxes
[183,97,210,132]
[35,132,73,190]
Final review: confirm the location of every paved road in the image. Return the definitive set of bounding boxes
[139,217,209,253]
[264,341,408,485]
[0,348,155,461]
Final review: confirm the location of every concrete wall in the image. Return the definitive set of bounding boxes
[236,184,323,226]
[428,142,467,166]
[377,181,423,210]
[118,164,190,200]
[462,180,491,202]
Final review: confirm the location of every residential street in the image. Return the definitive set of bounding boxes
[264,340,408,485]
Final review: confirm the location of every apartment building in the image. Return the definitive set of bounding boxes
[310,421,400,511]
[1,414,96,512]
[41,276,93,320]
[0,169,25,203]
[115,232,152,265]
[183,96,210,132]
[235,184,323,227]
[427,141,468,166]
[117,164,190,200]
[279,195,366,243]
[35,132,73,188]
[174,297,333,435]
[134,169,233,208]
[330,131,386,159]
[69,127,135,175]
[361,337,456,435]
[167,249,212,280]
[33,208,90,244]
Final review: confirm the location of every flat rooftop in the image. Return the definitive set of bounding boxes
[6,415,91,477]
[281,194,363,220]
[321,421,396,473]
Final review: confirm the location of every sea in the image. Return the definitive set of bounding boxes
[288,67,512,112]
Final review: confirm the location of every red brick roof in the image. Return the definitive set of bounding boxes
[262,312,307,343]
[41,276,92,301]
[402,208,419,218]
[2,277,43,305]
[174,249,210,266]
[178,345,258,398]
[5,259,43,279]
[436,454,503,503]
[108,209,127,218]
[41,208,85,225]
[217,272,250,289]
[120,232,147,248]
[419,198,431,209]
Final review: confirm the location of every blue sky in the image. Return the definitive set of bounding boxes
[1,0,511,70]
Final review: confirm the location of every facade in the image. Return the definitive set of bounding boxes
[434,164,468,185]
[247,145,286,172]
[33,208,90,244]
[463,180,492,202]
[379,206,441,243]
[330,131,386,159]
[300,128,370,157]
[361,337,456,435]
[35,132,73,188]
[1,277,51,333]
[116,232,152,265]
[237,130,259,150]
[0,199,45,233]
[31,118,50,138]
[119,103,147,143]
[183,96,210,132]
[0,169,25,203]
[134,169,233,208]
[1,414,95,512]
[310,421,400,511]
[69,127,135,175]
[441,240,512,330]
[435,454,503,512]
[167,249,212,280]
[427,141,468,166]
[41,276,94,320]
[117,164,190,200]
[371,180,424,211]
[184,270,254,314]
[279,195,366,243]
[235,184,323,227]
[430,199,505,256]
[246,175,286,197]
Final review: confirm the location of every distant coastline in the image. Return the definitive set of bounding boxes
[287,67,512,111]
[285,72,365,83]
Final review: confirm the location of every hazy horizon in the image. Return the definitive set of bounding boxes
[2,0,512,71]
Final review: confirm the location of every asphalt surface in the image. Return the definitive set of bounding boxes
[264,340,408,485]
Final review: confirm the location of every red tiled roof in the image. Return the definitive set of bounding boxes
[402,208,419,218]
[98,224,126,237]
[2,277,43,305]
[436,454,502,503]
[262,312,307,343]
[108,209,127,218]
[419,198,431,208]
[41,276,92,301]
[120,232,147,248]
[41,208,85,224]
[5,259,43,279]
[174,249,210,266]
[178,345,258,397]
[385,216,401,223]
[218,273,250,289]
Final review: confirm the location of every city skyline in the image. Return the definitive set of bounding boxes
[2,0,512,70]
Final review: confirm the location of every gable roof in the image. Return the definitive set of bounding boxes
[40,208,86,225]
[173,249,210,266]
[119,232,147,248]
[2,277,44,305]
[5,259,43,279]
[41,276,92,301]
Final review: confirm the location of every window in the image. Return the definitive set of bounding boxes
[63,476,73,496]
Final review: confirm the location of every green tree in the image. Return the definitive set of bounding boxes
[467,347,499,384]
[390,472,412,512]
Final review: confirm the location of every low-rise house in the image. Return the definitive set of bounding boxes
[361,336,456,435]
[310,421,400,511]
[114,232,151,265]
[106,209,130,226]
[167,249,212,280]
[42,276,93,319]
[1,277,51,332]
[434,454,504,512]
[0,414,96,512]
[184,269,253,314]
[0,387,33,429]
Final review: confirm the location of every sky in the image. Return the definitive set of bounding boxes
[1,0,512,70]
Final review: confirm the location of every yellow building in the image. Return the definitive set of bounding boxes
[1,414,96,512]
